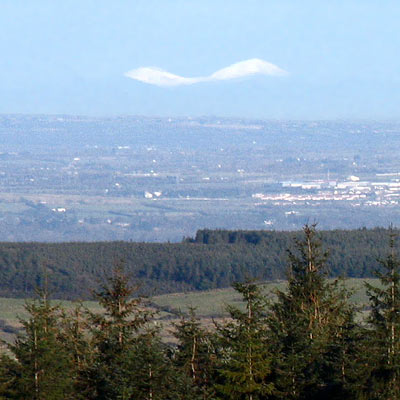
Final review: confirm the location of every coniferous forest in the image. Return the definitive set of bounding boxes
[0,227,394,299]
[1,225,400,399]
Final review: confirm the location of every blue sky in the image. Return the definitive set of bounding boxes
[1,0,400,119]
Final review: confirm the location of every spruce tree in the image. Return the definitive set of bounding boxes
[8,290,75,400]
[124,326,201,400]
[0,355,22,399]
[268,224,354,399]
[216,280,274,400]
[362,230,400,399]
[82,263,198,399]
[82,264,154,399]
[173,307,216,399]
[58,303,94,399]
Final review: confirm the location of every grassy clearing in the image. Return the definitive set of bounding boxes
[151,278,380,317]
[0,278,381,344]
[0,298,102,344]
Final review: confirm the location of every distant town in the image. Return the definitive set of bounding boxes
[0,114,399,241]
[254,174,400,219]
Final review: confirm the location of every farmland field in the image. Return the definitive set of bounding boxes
[0,278,381,345]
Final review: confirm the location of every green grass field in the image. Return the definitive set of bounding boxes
[0,277,381,344]
[152,278,381,317]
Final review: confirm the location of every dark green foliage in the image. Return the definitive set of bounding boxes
[0,227,393,299]
[81,264,154,399]
[7,291,75,399]
[216,281,274,399]
[268,225,355,399]
[173,307,217,399]
[80,264,199,400]
[57,304,94,399]
[361,231,400,399]
[2,226,400,399]
[122,329,201,400]
[0,355,21,399]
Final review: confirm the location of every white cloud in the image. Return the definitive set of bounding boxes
[125,67,203,87]
[124,58,287,87]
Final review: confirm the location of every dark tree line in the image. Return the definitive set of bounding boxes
[0,227,395,299]
[1,225,400,399]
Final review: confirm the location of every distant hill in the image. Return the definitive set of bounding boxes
[0,227,394,299]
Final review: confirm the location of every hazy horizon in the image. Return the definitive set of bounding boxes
[2,113,400,124]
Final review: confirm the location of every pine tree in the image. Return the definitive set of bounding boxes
[216,280,274,400]
[362,230,400,399]
[268,224,354,399]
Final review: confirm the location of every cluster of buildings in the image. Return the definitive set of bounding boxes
[252,175,400,207]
